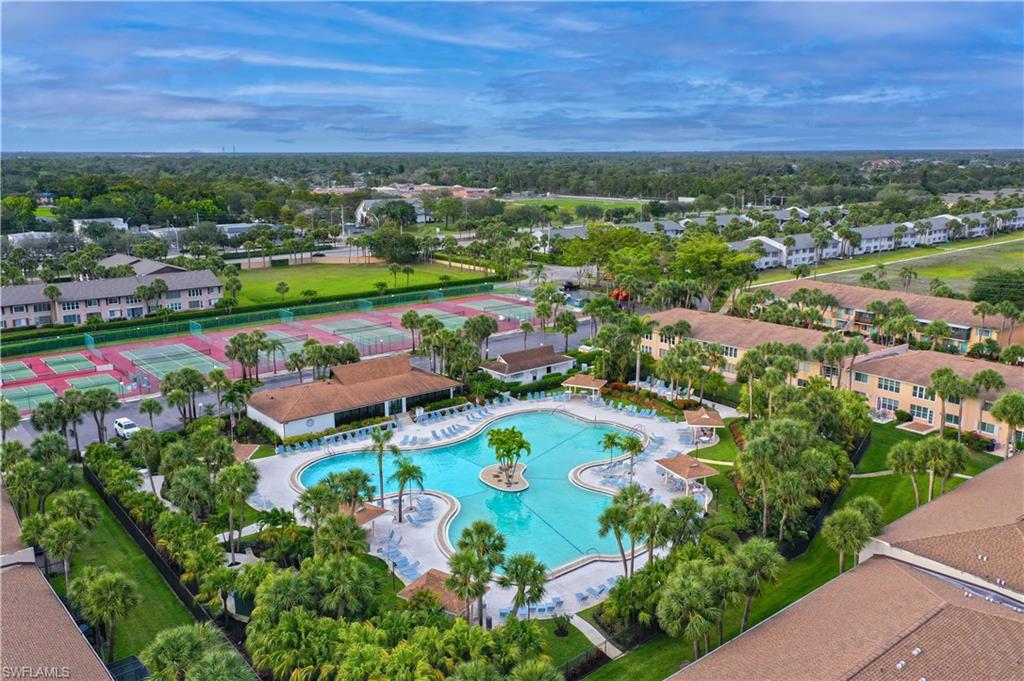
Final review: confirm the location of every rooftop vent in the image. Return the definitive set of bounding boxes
[912,648,923,656]
[896,661,907,671]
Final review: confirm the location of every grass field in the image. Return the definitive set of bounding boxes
[537,618,594,666]
[510,197,643,211]
[47,479,193,660]
[34,206,56,217]
[693,418,741,462]
[233,262,482,306]
[755,232,1024,286]
[821,239,1024,295]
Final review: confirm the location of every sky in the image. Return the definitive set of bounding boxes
[2,2,1022,152]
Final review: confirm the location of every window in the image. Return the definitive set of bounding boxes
[982,400,994,413]
[854,371,868,384]
[723,346,738,358]
[86,299,99,307]
[11,305,25,313]
[32,303,50,312]
[877,377,901,393]
[188,300,203,309]
[945,413,960,426]
[187,288,203,297]
[60,301,80,311]
[165,290,181,299]
[877,396,900,412]
[947,395,961,406]
[912,385,932,400]
[822,365,840,379]
[125,295,140,304]
[62,314,81,324]
[108,310,123,320]
[980,422,996,435]
[167,302,182,311]
[978,328,992,338]
[545,366,552,374]
[909,404,933,423]
[107,297,119,304]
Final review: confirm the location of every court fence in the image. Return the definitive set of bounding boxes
[2,282,496,359]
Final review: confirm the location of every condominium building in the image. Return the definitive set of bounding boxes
[849,348,1024,444]
[1,269,223,328]
[766,280,1022,350]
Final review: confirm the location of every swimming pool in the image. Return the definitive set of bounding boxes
[298,411,630,569]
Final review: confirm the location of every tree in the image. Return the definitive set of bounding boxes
[294,483,338,556]
[138,398,163,429]
[657,567,719,661]
[464,314,500,359]
[319,512,368,557]
[400,309,421,352]
[445,549,489,624]
[822,507,871,574]
[887,440,923,508]
[82,387,120,443]
[620,434,644,479]
[498,553,548,618]
[130,428,164,494]
[456,520,506,626]
[509,660,562,681]
[216,462,259,564]
[0,398,19,442]
[275,281,290,300]
[734,538,783,631]
[518,320,534,350]
[624,314,656,391]
[554,310,578,353]
[369,428,400,506]
[201,566,237,625]
[389,457,425,523]
[317,554,380,620]
[991,391,1024,454]
[141,622,223,681]
[43,284,62,324]
[487,427,531,486]
[72,568,141,663]
[899,266,918,292]
[41,516,87,595]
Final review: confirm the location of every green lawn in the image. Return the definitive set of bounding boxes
[510,197,643,211]
[754,233,1024,285]
[250,444,277,460]
[537,618,594,666]
[694,418,741,462]
[856,422,922,472]
[821,239,1024,295]
[47,479,193,660]
[233,262,483,306]
[35,205,56,217]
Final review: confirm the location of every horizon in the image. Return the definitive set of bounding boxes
[3,2,1023,152]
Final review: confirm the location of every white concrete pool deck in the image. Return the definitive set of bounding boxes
[247,394,738,626]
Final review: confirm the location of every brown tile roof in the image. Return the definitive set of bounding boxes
[672,557,1024,681]
[853,349,1024,398]
[481,345,573,375]
[877,454,1024,594]
[337,502,387,525]
[397,568,483,615]
[562,374,608,390]
[1,483,25,556]
[648,308,881,354]
[0,564,114,680]
[233,443,259,463]
[656,454,718,480]
[248,355,460,423]
[766,280,1013,330]
[684,407,725,428]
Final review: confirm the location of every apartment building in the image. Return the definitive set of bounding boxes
[642,307,879,384]
[1,270,223,328]
[766,280,1021,350]
[849,349,1024,443]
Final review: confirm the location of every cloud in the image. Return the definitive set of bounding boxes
[230,82,447,101]
[827,87,932,105]
[344,6,535,51]
[136,47,420,75]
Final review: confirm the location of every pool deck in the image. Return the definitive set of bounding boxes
[248,394,738,625]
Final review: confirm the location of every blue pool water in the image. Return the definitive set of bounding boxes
[298,411,627,569]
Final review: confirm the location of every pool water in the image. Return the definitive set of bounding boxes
[298,411,628,569]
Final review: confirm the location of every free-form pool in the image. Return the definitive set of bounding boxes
[298,411,629,569]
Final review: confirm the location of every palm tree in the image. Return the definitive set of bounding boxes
[445,549,489,624]
[388,263,402,287]
[917,437,951,503]
[844,336,870,389]
[140,622,222,681]
[597,503,630,577]
[82,387,120,443]
[264,338,286,374]
[401,265,415,286]
[930,367,957,432]
[899,266,918,292]
[624,314,657,391]
[498,553,548,618]
[294,483,339,556]
[319,554,380,619]
[138,397,163,429]
[275,280,290,300]
[990,391,1024,455]
[319,512,368,557]
[369,428,400,506]
[205,369,231,416]
[456,520,506,626]
[487,427,531,486]
[130,428,163,494]
[329,469,375,516]
[632,502,671,563]
[72,568,141,663]
[509,660,562,681]
[822,507,871,575]
[389,457,425,523]
[0,398,20,443]
[216,462,259,564]
[400,309,421,352]
[519,320,534,350]
[657,570,719,660]
[41,517,87,595]
[201,566,237,625]
[285,352,307,383]
[734,538,783,631]
[554,310,578,353]
[50,489,100,531]
[43,284,62,324]
[601,432,622,463]
[620,434,644,479]
[972,301,997,335]
[737,434,776,537]
[887,440,923,508]
[614,484,648,576]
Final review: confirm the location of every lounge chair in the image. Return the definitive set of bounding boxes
[431,430,440,441]
[575,592,588,603]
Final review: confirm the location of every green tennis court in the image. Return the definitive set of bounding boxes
[314,319,411,345]
[461,299,536,320]
[1,383,56,412]
[0,361,35,383]
[42,353,96,375]
[67,374,128,395]
[262,329,310,358]
[393,307,467,330]
[122,343,226,379]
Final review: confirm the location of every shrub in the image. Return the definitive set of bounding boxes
[894,409,912,422]
[507,372,573,397]
[553,614,572,637]
[280,415,393,447]
[420,396,469,412]
[236,416,279,445]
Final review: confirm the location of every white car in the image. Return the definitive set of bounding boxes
[114,417,141,439]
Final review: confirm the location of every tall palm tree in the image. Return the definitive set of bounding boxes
[130,428,163,494]
[389,457,425,523]
[614,484,648,576]
[518,320,534,350]
[137,397,163,429]
[140,622,222,681]
[445,550,489,624]
[734,538,783,631]
[42,284,62,324]
[498,553,548,619]
[929,367,957,432]
[656,570,719,660]
[72,568,141,663]
[601,432,622,463]
[456,520,506,626]
[319,512,368,557]
[294,483,340,556]
[0,398,19,443]
[216,462,259,563]
[597,503,630,577]
[632,502,671,563]
[41,517,87,595]
[822,507,870,575]
[369,428,400,506]
[319,554,380,619]
[82,387,120,443]
[620,434,644,479]
[886,439,923,508]
[917,437,951,503]
[264,338,286,374]
[624,314,657,391]
[328,469,375,516]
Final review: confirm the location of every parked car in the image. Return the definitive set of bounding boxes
[312,252,326,257]
[561,280,579,291]
[113,417,141,439]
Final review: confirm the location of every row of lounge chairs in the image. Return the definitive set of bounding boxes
[276,419,399,456]
[376,531,422,581]
[398,423,470,446]
[499,597,565,619]
[586,396,658,418]
[416,396,513,424]
[522,391,570,402]
[397,494,436,527]
[575,576,620,603]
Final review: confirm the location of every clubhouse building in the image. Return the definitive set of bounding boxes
[481,345,575,383]
[246,355,460,438]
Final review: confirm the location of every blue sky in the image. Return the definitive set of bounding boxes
[2,2,1022,152]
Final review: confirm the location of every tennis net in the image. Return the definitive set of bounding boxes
[130,346,213,363]
[329,321,394,337]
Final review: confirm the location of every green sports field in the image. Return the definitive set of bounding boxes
[510,197,643,211]
[233,263,481,306]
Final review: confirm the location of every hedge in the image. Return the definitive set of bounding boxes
[507,371,574,397]
[281,415,394,447]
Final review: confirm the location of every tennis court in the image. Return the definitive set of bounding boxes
[67,374,128,395]
[2,383,56,412]
[461,299,536,321]
[0,361,36,383]
[314,318,411,346]
[42,353,96,375]
[395,307,467,330]
[121,343,226,379]
[263,329,309,359]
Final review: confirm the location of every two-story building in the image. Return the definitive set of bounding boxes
[766,280,1021,350]
[481,345,575,383]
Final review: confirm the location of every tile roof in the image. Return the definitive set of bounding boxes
[562,374,607,390]
[98,253,185,276]
[672,557,1024,681]
[0,564,114,680]
[852,349,1024,398]
[337,502,387,525]
[656,454,718,480]
[1,270,222,307]
[766,280,1012,330]
[684,407,725,428]
[248,355,460,423]
[648,308,877,354]
[876,454,1024,595]
[481,346,574,376]
[397,568,481,615]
